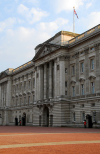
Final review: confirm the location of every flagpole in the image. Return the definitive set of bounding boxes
[73,7,75,33]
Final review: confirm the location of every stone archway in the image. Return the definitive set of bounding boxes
[43,106,49,127]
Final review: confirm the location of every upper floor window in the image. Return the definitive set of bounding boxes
[73,112,75,121]
[72,86,75,97]
[33,78,35,88]
[24,97,26,105]
[81,62,84,73]
[24,81,26,89]
[20,83,22,91]
[29,81,30,89]
[72,66,75,75]
[65,81,67,87]
[81,84,84,95]
[28,96,30,104]
[91,59,94,70]
[65,91,67,95]
[91,82,94,94]
[65,68,67,73]
[57,65,59,70]
[90,47,94,51]
[33,95,35,102]
[20,98,22,105]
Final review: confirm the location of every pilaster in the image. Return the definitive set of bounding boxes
[6,77,12,107]
[49,61,53,98]
[38,65,44,100]
[59,56,65,96]
[44,64,47,99]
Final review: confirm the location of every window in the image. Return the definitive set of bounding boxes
[81,62,84,73]
[65,91,67,95]
[65,68,67,73]
[91,59,94,70]
[72,66,75,75]
[90,47,94,51]
[65,81,67,87]
[28,96,30,104]
[81,104,84,108]
[73,113,75,121]
[81,84,84,95]
[33,95,35,102]
[91,82,94,94]
[37,73,39,78]
[91,103,95,107]
[16,99,18,106]
[57,65,59,70]
[24,82,26,89]
[33,78,35,87]
[82,112,85,121]
[20,98,22,105]
[72,86,75,97]
[93,111,96,122]
[29,81,30,89]
[24,97,26,105]
[20,83,22,91]
[73,105,75,108]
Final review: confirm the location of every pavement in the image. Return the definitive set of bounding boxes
[0,126,100,154]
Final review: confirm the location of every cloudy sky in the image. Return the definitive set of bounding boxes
[0,0,100,72]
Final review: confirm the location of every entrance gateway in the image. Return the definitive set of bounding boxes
[39,105,53,127]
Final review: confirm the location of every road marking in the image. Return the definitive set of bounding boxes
[0,132,99,136]
[0,140,100,149]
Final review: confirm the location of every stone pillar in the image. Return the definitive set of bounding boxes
[35,67,37,101]
[49,61,53,98]
[84,48,89,94]
[54,59,57,98]
[38,66,44,100]
[59,56,65,96]
[44,64,47,99]
[95,43,100,93]
[75,54,79,96]
[6,77,12,107]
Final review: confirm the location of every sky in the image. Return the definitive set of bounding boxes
[0,0,100,72]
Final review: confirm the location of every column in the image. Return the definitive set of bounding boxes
[35,67,37,101]
[44,64,47,99]
[6,77,12,107]
[84,48,89,94]
[59,56,65,96]
[54,59,57,98]
[75,54,79,96]
[38,65,44,100]
[95,43,100,93]
[49,61,53,98]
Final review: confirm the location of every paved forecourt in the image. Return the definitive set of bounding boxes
[0,126,100,154]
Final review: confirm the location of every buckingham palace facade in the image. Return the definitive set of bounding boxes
[0,24,100,127]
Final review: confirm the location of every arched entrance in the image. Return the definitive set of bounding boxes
[43,106,49,127]
[22,112,26,126]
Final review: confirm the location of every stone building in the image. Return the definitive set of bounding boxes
[0,24,100,127]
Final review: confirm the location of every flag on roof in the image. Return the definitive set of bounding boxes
[74,9,79,19]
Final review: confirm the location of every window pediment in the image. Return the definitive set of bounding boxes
[88,75,96,80]
[79,78,85,82]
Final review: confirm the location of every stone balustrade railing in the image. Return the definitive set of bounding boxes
[63,24,100,46]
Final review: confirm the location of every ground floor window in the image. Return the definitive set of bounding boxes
[82,112,85,121]
[73,112,75,121]
[93,111,96,122]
